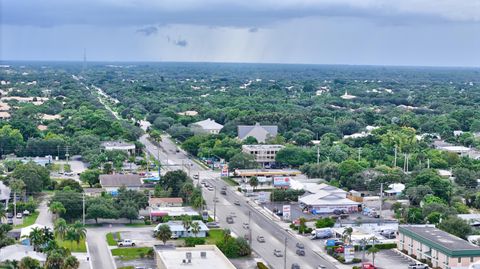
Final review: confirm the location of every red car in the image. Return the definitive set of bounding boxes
[334,246,344,253]
[362,263,376,269]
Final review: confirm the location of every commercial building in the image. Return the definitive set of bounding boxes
[155,245,236,269]
[0,181,11,208]
[149,207,199,220]
[398,225,480,269]
[234,168,301,178]
[299,183,360,214]
[149,197,183,208]
[99,174,143,194]
[191,118,223,134]
[101,141,136,154]
[155,220,209,238]
[237,123,278,143]
[241,144,284,167]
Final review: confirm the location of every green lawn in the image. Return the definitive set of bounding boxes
[106,232,121,246]
[56,236,87,252]
[222,177,239,186]
[206,229,224,244]
[111,247,152,261]
[14,211,39,228]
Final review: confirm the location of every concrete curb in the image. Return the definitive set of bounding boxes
[85,243,93,269]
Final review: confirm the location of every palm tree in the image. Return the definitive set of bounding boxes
[181,215,192,236]
[45,250,64,269]
[28,227,43,251]
[222,228,231,243]
[190,222,200,238]
[342,227,353,244]
[4,260,19,269]
[155,224,172,245]
[49,202,66,220]
[19,256,41,269]
[368,246,379,266]
[71,221,87,247]
[0,207,6,223]
[65,227,78,250]
[62,255,80,269]
[54,218,68,240]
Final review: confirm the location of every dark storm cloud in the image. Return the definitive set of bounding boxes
[136,26,158,36]
[1,0,479,28]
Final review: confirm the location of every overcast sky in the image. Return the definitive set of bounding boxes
[1,0,479,67]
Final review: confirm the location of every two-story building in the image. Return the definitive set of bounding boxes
[398,225,480,269]
[241,144,284,168]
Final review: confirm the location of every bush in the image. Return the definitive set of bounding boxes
[8,199,37,213]
[184,237,206,247]
[271,189,305,202]
[257,262,269,269]
[336,256,345,263]
[316,217,335,228]
[352,258,362,263]
[144,220,152,225]
[353,266,361,269]
[354,243,397,251]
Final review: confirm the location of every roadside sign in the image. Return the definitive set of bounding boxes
[344,245,355,263]
[273,176,291,188]
[282,205,291,221]
[257,192,267,203]
[221,164,229,177]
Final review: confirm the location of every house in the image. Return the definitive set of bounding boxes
[398,225,480,269]
[0,111,11,119]
[177,110,198,116]
[99,174,142,194]
[190,118,223,134]
[340,90,356,100]
[241,144,285,167]
[237,123,278,143]
[101,141,136,155]
[0,245,46,265]
[384,183,405,197]
[20,224,51,245]
[299,183,360,214]
[149,197,183,208]
[149,206,199,220]
[155,245,236,269]
[0,181,11,209]
[155,220,209,238]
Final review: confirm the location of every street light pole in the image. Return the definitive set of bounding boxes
[283,236,287,269]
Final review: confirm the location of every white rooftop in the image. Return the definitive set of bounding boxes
[0,244,46,263]
[192,118,224,131]
[156,245,236,269]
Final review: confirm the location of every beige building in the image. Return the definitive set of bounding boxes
[398,225,480,269]
[242,144,284,167]
[155,245,236,269]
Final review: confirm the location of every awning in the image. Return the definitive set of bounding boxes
[151,211,168,217]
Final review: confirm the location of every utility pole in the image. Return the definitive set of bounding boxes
[248,211,252,249]
[13,192,17,218]
[394,146,397,167]
[65,146,70,166]
[213,186,217,222]
[379,183,384,225]
[316,146,320,165]
[283,236,287,269]
[82,193,85,225]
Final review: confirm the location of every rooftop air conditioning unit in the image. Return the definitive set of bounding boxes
[200,251,206,258]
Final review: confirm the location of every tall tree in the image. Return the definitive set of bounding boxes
[190,222,200,238]
[49,202,66,220]
[155,224,172,245]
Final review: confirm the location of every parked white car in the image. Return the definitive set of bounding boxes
[117,239,136,247]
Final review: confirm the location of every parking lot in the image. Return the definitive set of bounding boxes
[119,230,162,247]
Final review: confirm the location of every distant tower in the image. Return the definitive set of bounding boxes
[82,48,87,73]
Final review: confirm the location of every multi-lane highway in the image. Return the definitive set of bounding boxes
[148,134,338,269]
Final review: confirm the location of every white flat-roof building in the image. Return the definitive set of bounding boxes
[0,245,46,264]
[155,245,236,269]
[191,118,223,134]
[242,144,284,167]
[155,220,209,238]
[101,141,136,154]
[299,183,360,214]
